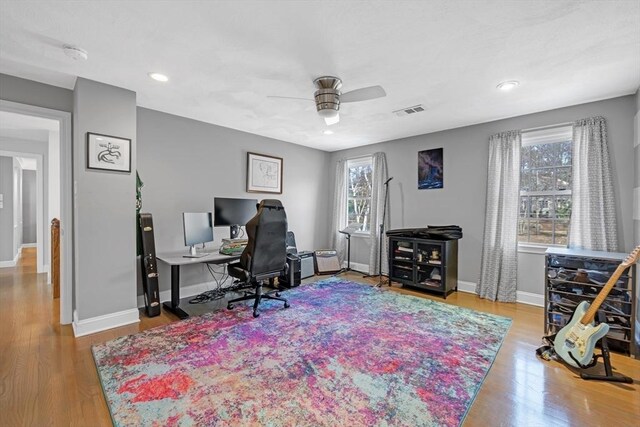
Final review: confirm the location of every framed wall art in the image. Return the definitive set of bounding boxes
[418,148,443,189]
[86,132,131,173]
[246,152,283,194]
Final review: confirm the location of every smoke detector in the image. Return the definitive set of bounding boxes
[63,45,88,61]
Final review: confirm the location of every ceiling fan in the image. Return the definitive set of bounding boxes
[268,76,386,126]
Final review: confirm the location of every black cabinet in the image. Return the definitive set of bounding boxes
[545,248,637,357]
[388,237,458,298]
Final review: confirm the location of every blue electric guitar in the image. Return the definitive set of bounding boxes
[553,246,639,368]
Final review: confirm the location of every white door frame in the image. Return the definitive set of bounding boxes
[1,150,44,272]
[0,100,73,325]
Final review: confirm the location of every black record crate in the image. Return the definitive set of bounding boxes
[545,247,637,358]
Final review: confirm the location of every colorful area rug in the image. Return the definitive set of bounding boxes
[93,279,511,426]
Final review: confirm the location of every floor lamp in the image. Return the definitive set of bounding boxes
[365,176,393,287]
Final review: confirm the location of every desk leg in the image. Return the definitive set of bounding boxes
[162,264,190,319]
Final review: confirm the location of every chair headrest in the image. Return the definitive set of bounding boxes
[260,199,284,210]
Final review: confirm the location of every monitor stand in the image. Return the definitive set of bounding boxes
[183,245,207,258]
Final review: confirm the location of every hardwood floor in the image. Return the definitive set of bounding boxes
[1,249,638,426]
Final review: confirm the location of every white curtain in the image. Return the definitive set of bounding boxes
[330,159,348,262]
[368,152,389,275]
[477,130,521,302]
[569,117,618,251]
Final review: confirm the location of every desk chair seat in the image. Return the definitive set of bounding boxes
[227,199,290,318]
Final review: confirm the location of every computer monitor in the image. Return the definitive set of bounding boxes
[214,197,258,239]
[183,212,214,256]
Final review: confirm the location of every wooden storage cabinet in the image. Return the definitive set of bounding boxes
[388,237,458,298]
[545,248,637,357]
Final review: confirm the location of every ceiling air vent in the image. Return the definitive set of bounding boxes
[393,104,426,117]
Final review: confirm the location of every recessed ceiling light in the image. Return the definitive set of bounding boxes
[323,130,334,135]
[148,72,169,82]
[497,80,520,91]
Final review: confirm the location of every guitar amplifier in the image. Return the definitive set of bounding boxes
[298,251,315,279]
[314,250,341,275]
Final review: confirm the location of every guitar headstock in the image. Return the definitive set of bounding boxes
[622,246,640,267]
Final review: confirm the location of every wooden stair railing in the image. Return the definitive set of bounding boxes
[51,218,60,299]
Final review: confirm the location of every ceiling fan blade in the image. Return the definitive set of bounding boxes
[341,85,386,103]
[267,95,313,101]
[324,113,340,126]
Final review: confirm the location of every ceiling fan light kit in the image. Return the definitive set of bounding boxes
[314,76,342,118]
[270,75,386,126]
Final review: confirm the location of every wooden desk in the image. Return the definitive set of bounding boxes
[156,250,241,319]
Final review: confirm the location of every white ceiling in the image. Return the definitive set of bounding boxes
[1,1,639,152]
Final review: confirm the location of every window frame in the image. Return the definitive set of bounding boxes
[518,125,573,250]
[346,156,373,237]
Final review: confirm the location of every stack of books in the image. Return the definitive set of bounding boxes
[219,238,248,255]
[394,246,413,260]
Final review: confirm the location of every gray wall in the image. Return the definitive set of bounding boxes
[13,158,22,256]
[0,156,14,262]
[73,78,137,320]
[0,73,73,112]
[330,95,637,296]
[136,107,332,295]
[22,169,36,243]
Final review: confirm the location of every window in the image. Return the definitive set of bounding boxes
[346,157,373,233]
[518,126,572,246]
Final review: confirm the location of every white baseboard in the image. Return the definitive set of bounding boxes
[458,280,477,293]
[342,261,370,274]
[516,291,545,307]
[0,251,20,268]
[21,243,36,248]
[136,281,220,308]
[72,308,140,337]
[457,280,544,307]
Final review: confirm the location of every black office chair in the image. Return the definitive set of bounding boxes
[285,231,298,255]
[227,199,290,317]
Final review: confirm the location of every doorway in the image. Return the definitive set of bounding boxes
[0,101,73,324]
[0,151,43,270]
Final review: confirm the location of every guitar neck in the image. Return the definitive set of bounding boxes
[580,263,627,325]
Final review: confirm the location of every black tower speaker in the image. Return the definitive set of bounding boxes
[139,213,161,317]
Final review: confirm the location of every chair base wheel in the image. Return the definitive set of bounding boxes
[275,292,281,297]
[227,303,234,310]
[284,301,290,308]
[253,311,260,318]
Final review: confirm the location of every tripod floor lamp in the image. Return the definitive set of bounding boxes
[363,176,392,287]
